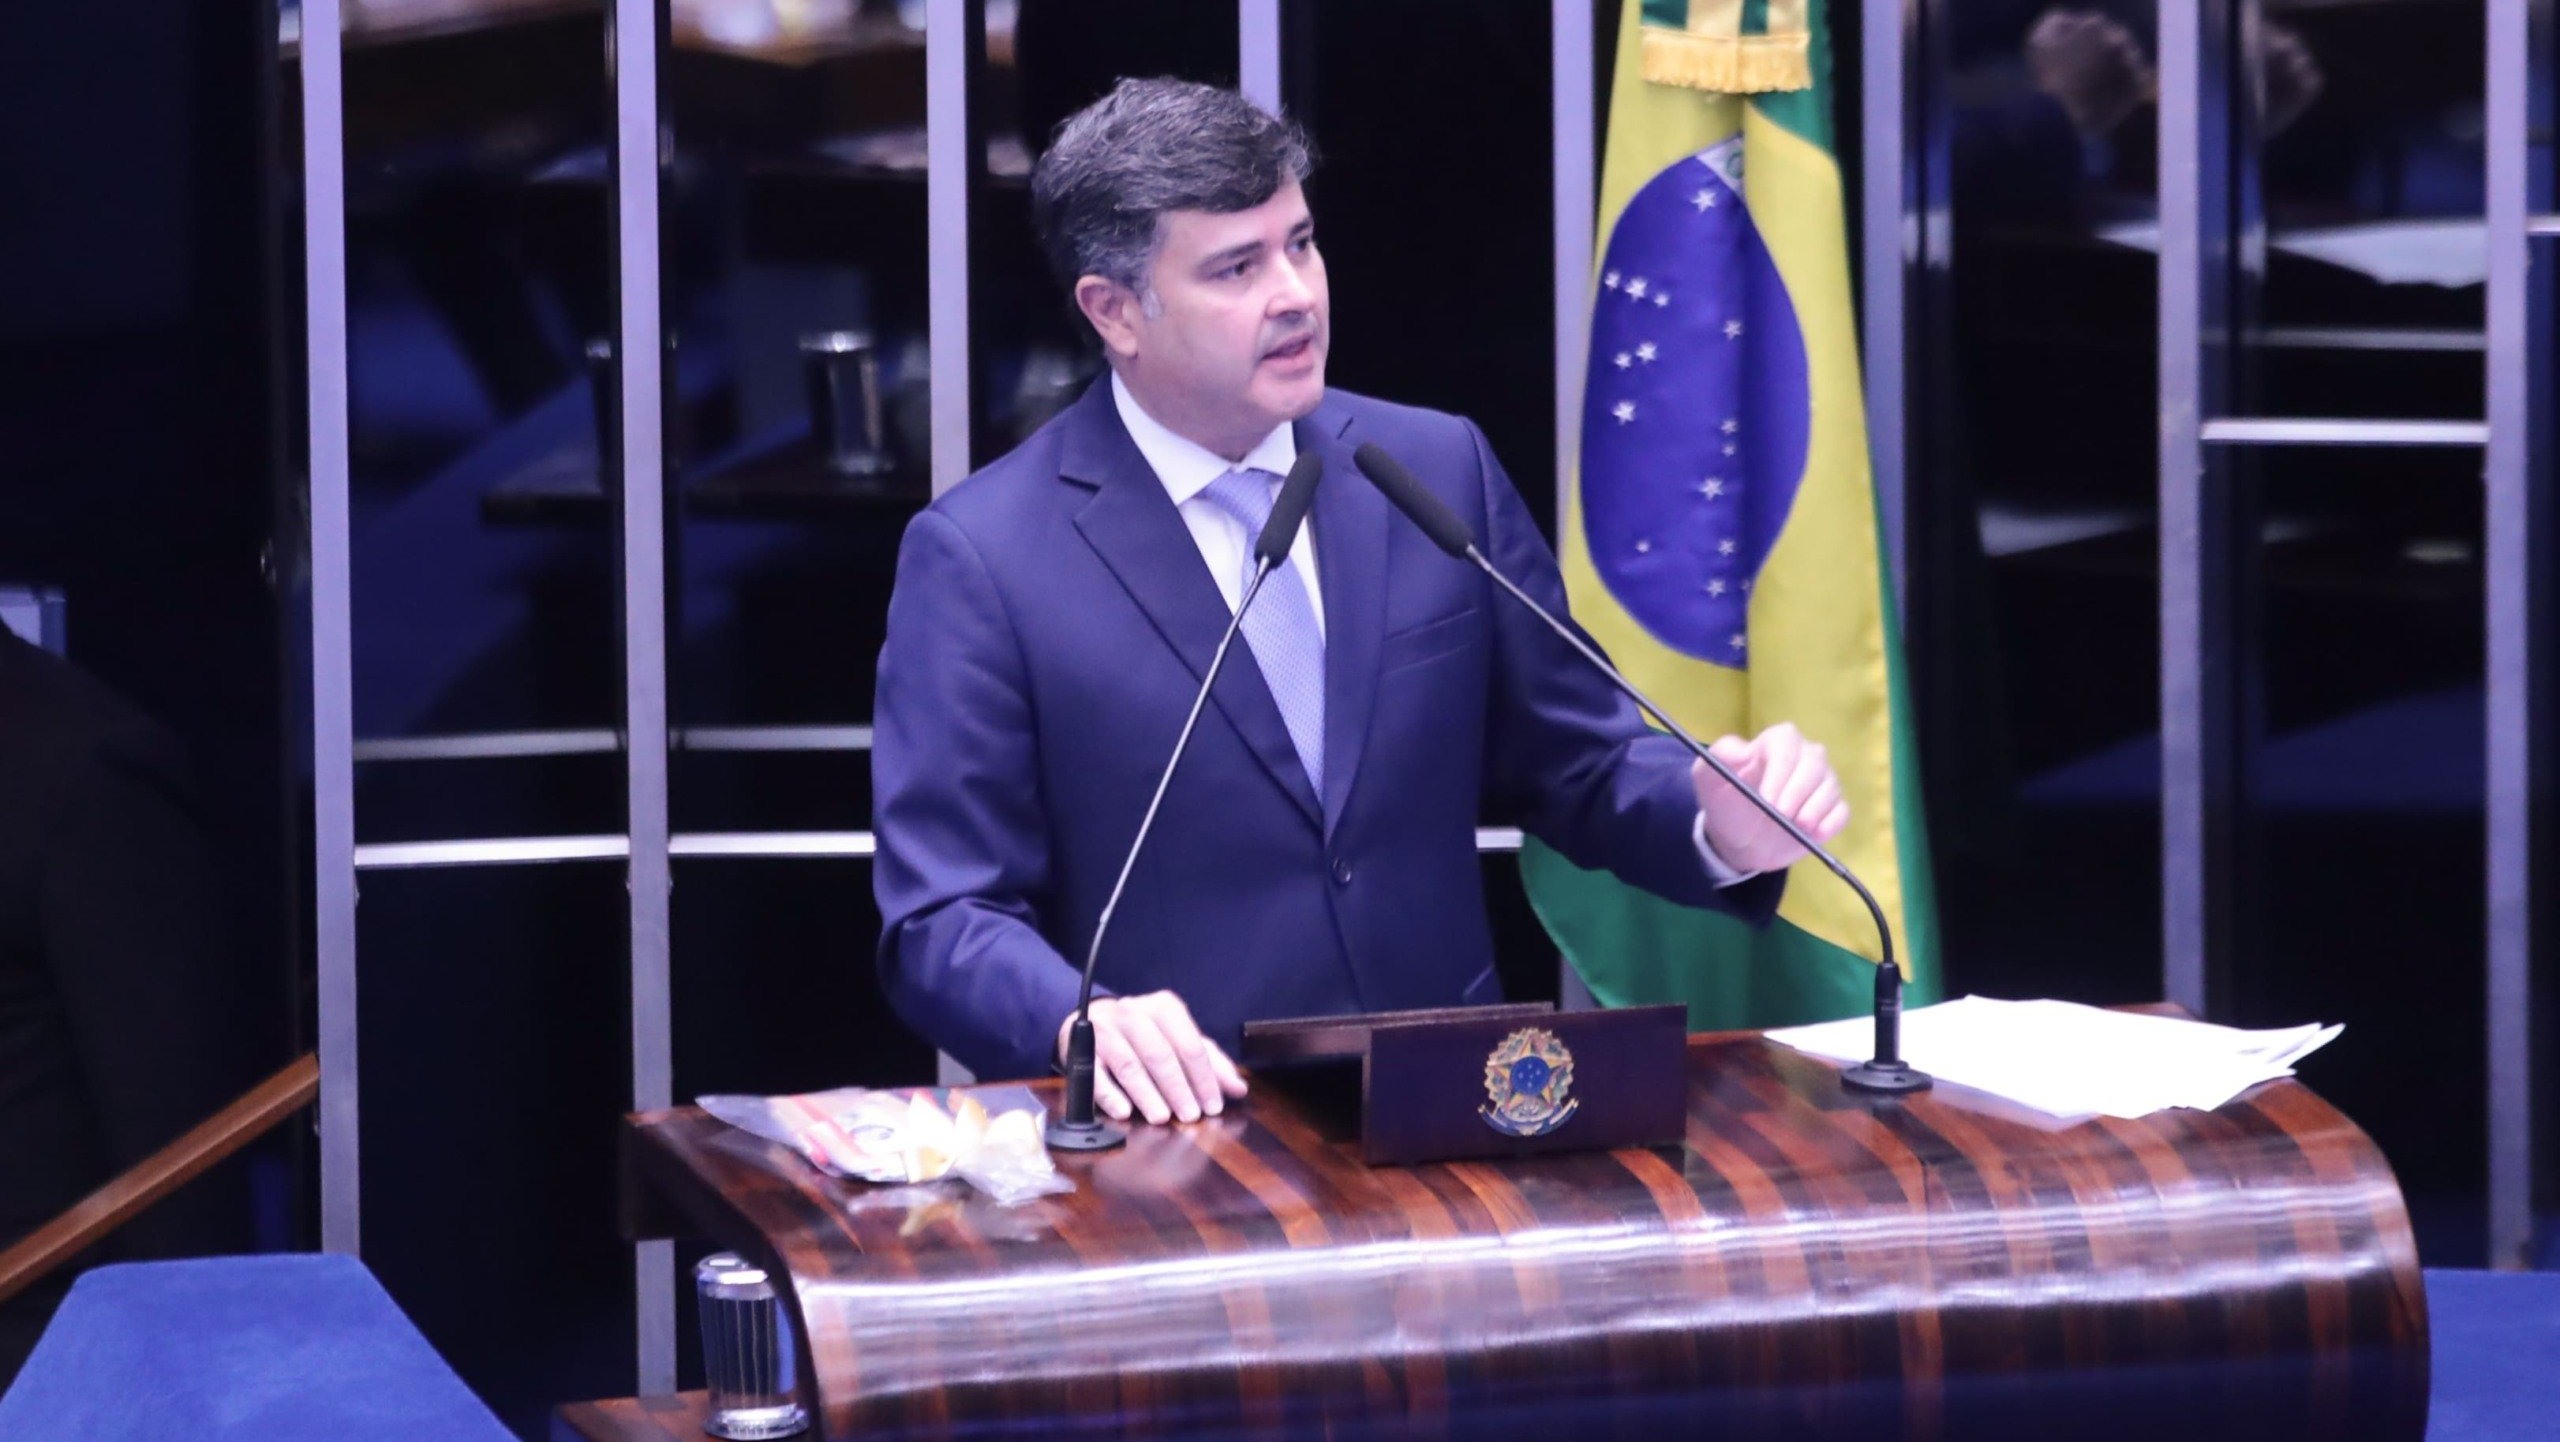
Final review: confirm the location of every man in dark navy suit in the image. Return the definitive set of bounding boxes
[872,80,1848,1127]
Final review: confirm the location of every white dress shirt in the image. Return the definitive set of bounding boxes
[1111,372,1324,639]
[1108,371,1750,886]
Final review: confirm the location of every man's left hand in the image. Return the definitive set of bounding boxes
[1691,722,1849,875]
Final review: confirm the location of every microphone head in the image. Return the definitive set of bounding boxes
[1253,452,1324,569]
[1353,442,1475,558]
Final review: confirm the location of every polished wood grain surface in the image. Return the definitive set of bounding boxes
[625,1031,2426,1441]
[552,1390,713,1442]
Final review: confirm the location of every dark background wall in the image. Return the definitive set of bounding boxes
[0,0,298,1185]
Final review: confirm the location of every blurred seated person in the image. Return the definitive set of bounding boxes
[0,627,256,1386]
[1954,5,2321,229]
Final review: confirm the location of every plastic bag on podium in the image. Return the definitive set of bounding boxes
[698,1084,1073,1206]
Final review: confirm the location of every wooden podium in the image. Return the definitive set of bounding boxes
[608,1028,2427,1441]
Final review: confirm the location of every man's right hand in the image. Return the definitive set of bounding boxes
[1057,991,1249,1125]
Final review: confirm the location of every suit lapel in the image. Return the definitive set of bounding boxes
[1062,382,1324,830]
[1299,402,1385,840]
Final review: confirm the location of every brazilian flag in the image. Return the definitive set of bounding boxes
[1522,0,1939,1029]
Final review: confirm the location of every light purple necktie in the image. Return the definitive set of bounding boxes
[1200,468,1325,799]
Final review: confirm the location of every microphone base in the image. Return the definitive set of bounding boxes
[1044,1116,1128,1151]
[1842,1060,1933,1095]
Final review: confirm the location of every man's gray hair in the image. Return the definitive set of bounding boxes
[1030,77,1315,299]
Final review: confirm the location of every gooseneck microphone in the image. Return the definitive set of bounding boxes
[1048,451,1328,1150]
[1350,442,1927,1095]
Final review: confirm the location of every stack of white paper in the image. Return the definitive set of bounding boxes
[1765,996,2342,1122]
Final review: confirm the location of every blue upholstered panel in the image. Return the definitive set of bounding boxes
[2427,1268,2560,1441]
[0,1254,511,1441]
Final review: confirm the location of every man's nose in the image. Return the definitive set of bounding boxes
[1267,256,1317,314]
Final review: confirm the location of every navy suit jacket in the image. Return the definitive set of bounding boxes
[872,379,1784,1081]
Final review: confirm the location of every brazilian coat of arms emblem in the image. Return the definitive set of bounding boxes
[1479,1026,1579,1138]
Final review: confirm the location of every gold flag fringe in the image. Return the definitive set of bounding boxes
[1639,26,1810,94]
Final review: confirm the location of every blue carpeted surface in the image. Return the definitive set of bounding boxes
[2427,1268,2560,1441]
[0,1254,511,1441]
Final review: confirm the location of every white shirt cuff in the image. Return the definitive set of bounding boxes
[1693,812,1761,888]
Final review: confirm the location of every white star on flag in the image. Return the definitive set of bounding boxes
[1652,292,1670,307]
[1635,538,1652,553]
[1720,418,1740,434]
[1723,444,1738,457]
[1718,539,1737,556]
[1693,189,1715,212]
[1603,270,1621,290]
[1699,478,1724,498]
[1614,352,1632,369]
[1729,633,1747,651]
[1612,400,1636,424]
[1724,320,1745,339]
[1626,277,1649,299]
[1635,342,1658,362]
[1707,579,1726,597]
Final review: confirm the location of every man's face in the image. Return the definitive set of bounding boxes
[1094,180,1328,458]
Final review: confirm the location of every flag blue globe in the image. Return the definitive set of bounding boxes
[1580,143,1812,669]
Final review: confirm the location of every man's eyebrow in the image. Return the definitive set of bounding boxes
[1197,238,1267,272]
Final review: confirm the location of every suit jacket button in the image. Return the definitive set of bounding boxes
[1331,858,1354,887]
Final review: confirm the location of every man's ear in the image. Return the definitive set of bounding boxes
[1074,275,1144,361]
